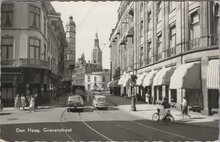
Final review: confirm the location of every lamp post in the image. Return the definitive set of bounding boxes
[130,74,137,111]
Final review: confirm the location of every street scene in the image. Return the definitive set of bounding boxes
[0,0,219,141]
[0,93,219,141]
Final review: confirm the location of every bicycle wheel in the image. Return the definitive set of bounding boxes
[152,113,160,122]
[166,114,174,125]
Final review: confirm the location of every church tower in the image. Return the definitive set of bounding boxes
[91,33,102,66]
[64,16,76,85]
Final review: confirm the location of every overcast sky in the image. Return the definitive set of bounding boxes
[51,1,120,69]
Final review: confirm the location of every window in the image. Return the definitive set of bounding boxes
[88,76,90,82]
[147,41,152,63]
[140,47,144,67]
[1,37,13,60]
[140,2,144,14]
[140,20,144,39]
[190,12,200,40]
[29,38,40,59]
[29,5,40,29]
[157,2,162,23]
[170,89,177,102]
[43,44,46,60]
[1,4,13,27]
[169,25,176,48]
[147,11,152,31]
[66,51,73,60]
[157,35,162,60]
[169,2,176,12]
[212,2,219,45]
[44,16,46,35]
[189,12,200,49]
[102,76,105,82]
[94,76,97,82]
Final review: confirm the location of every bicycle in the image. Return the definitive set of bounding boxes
[152,108,174,125]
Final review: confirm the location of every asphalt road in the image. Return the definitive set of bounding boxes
[1,96,219,141]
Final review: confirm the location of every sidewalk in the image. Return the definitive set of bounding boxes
[106,94,219,129]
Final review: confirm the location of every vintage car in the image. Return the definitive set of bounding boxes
[92,95,108,110]
[67,95,84,112]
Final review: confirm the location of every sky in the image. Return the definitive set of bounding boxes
[51,1,120,69]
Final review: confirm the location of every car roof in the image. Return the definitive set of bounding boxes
[94,95,106,98]
[68,95,82,98]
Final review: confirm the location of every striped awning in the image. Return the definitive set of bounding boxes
[118,74,126,85]
[123,75,131,87]
[143,71,158,87]
[170,62,201,89]
[153,67,175,86]
[207,59,219,89]
[136,73,147,86]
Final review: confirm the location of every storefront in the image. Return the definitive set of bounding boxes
[170,62,202,111]
[207,59,219,114]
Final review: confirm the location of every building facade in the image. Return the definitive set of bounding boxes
[72,33,110,91]
[1,1,66,106]
[85,70,110,91]
[63,16,76,93]
[109,1,219,115]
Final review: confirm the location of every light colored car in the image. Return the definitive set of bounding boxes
[92,95,108,110]
[67,95,84,112]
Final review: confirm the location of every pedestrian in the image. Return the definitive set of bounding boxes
[20,94,26,110]
[29,95,35,112]
[34,93,38,109]
[181,96,191,119]
[14,94,21,110]
[145,92,150,104]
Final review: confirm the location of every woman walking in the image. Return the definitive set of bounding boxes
[20,94,26,110]
[29,95,35,112]
[14,94,21,110]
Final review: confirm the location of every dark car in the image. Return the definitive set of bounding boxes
[67,95,84,112]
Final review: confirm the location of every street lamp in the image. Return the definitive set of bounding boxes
[130,74,137,111]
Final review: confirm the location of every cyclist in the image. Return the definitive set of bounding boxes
[161,96,170,120]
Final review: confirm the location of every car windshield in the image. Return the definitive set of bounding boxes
[97,97,106,102]
[68,96,82,102]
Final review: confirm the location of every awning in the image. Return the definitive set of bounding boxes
[143,71,158,87]
[107,80,113,88]
[153,67,175,86]
[170,62,201,89]
[136,73,147,86]
[207,59,219,89]
[123,75,131,87]
[118,73,126,85]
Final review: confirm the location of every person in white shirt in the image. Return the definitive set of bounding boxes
[181,97,191,119]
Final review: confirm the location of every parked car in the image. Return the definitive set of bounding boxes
[92,95,108,110]
[67,95,84,112]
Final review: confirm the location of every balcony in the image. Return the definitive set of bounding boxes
[1,58,49,69]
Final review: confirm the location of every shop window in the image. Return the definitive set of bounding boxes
[170,89,177,102]
[208,89,219,108]
[158,86,163,101]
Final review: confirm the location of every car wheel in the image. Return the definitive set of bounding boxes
[67,108,70,112]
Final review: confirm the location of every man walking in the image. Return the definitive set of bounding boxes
[181,96,191,119]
